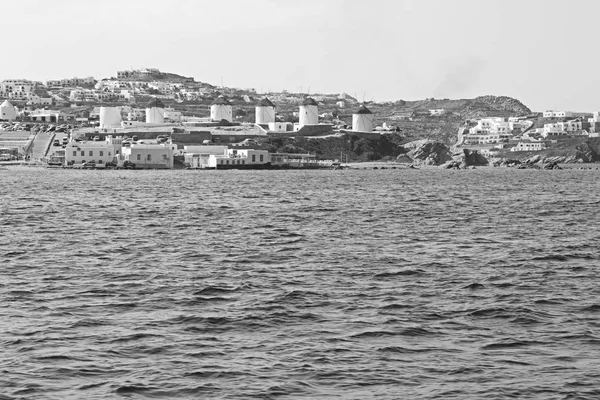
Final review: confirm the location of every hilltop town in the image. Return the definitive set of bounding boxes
[1,67,600,168]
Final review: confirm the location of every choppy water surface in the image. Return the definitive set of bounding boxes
[2,167,600,399]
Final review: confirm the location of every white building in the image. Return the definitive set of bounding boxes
[65,137,121,166]
[429,108,446,116]
[210,95,233,122]
[352,104,374,132]
[146,97,165,124]
[99,106,122,129]
[47,76,95,87]
[299,97,318,127]
[208,148,270,168]
[511,141,545,152]
[588,112,600,124]
[268,122,293,132]
[543,120,583,137]
[543,110,575,118]
[121,143,175,169]
[255,97,276,125]
[0,79,36,101]
[0,100,17,121]
[183,145,229,168]
[164,108,182,122]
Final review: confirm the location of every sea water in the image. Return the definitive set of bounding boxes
[1,167,600,399]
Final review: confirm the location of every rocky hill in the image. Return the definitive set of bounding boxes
[371,95,531,121]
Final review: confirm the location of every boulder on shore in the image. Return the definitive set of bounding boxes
[402,140,452,166]
[448,149,489,168]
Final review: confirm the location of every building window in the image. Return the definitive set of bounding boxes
[252,155,256,162]
[220,160,223,164]
[226,160,229,164]
[260,155,264,162]
[99,151,103,157]
[73,151,77,156]
[80,151,84,156]
[89,151,93,157]
[242,160,245,164]
[147,154,151,161]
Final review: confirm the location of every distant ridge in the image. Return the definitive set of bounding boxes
[388,95,531,119]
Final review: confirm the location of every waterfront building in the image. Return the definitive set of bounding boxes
[208,148,270,168]
[255,97,276,125]
[352,104,374,132]
[121,142,174,169]
[65,138,119,166]
[0,100,17,121]
[510,141,545,152]
[183,145,229,168]
[210,95,233,122]
[298,97,318,127]
[146,97,165,124]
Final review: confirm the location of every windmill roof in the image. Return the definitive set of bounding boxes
[355,104,372,114]
[301,97,318,106]
[257,97,275,107]
[211,95,231,105]
[146,97,165,108]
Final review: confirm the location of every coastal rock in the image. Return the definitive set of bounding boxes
[498,159,522,168]
[441,160,463,169]
[403,140,452,166]
[451,149,489,168]
[542,161,562,170]
[395,154,413,163]
[574,142,599,163]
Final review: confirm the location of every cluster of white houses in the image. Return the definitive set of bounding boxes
[459,111,600,153]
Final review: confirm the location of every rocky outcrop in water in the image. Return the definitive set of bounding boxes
[400,140,452,166]
[441,149,489,169]
[494,155,562,169]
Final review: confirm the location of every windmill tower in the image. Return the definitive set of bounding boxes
[352,104,374,132]
[299,97,318,127]
[255,97,276,124]
[210,95,233,122]
[145,97,165,124]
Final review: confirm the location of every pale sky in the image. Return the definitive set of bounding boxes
[1,0,599,111]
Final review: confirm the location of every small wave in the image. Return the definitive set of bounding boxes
[377,346,431,354]
[350,330,398,338]
[468,307,512,318]
[532,254,569,261]
[373,269,426,279]
[509,316,542,325]
[580,304,600,312]
[381,303,411,310]
[463,282,485,290]
[109,333,164,343]
[193,286,239,296]
[482,339,546,350]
